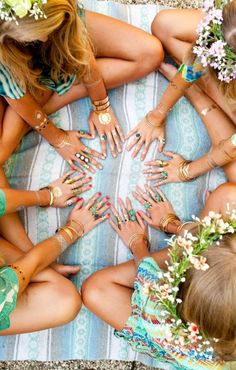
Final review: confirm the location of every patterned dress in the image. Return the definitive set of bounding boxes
[115,257,230,370]
[0,267,19,330]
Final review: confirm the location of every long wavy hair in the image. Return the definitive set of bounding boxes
[0,0,93,97]
[179,234,236,362]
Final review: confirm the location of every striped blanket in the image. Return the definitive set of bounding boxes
[0,1,226,368]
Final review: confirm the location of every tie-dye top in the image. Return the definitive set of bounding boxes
[0,266,19,330]
[115,257,230,370]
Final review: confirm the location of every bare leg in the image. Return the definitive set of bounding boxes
[43,10,164,114]
[151,9,236,123]
[0,237,81,335]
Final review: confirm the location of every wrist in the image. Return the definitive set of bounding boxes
[36,189,50,207]
[131,240,149,254]
[148,110,166,125]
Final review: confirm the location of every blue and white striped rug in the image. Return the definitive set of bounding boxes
[0,1,226,368]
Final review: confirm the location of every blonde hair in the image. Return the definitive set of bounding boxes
[185,0,236,106]
[179,234,236,361]
[0,0,93,96]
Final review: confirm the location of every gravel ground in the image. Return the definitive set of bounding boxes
[0,0,202,369]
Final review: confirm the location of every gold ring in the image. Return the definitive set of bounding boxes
[68,160,73,167]
[72,188,82,195]
[65,178,75,185]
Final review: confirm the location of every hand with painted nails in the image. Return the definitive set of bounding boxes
[109,197,148,253]
[144,152,188,186]
[88,108,125,158]
[68,192,111,236]
[126,110,166,161]
[132,185,177,231]
[53,130,104,174]
[44,170,93,208]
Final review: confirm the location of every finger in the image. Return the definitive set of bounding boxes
[85,192,101,210]
[73,155,96,174]
[140,140,151,161]
[109,218,121,234]
[72,176,92,189]
[131,139,145,159]
[153,180,169,187]
[94,213,110,226]
[67,160,82,172]
[135,211,146,229]
[158,138,165,153]
[162,151,176,159]
[127,136,141,152]
[97,202,111,215]
[144,184,160,202]
[81,151,103,171]
[118,197,129,221]
[88,116,96,139]
[138,187,155,205]
[145,173,165,181]
[76,183,93,195]
[77,130,93,140]
[65,196,78,206]
[115,124,125,143]
[72,197,84,210]
[144,160,163,166]
[96,196,110,210]
[62,170,76,182]
[111,128,122,153]
[132,191,145,206]
[125,197,133,212]
[155,187,168,201]
[107,131,117,158]
[136,210,153,225]
[125,127,138,140]
[99,134,107,158]
[82,145,104,160]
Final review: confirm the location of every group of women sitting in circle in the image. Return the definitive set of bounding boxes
[0,0,236,368]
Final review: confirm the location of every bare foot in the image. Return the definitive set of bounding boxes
[52,263,80,277]
[159,62,178,81]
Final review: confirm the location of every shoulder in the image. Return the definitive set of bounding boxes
[0,63,25,99]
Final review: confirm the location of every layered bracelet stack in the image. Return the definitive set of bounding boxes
[177,160,193,182]
[92,96,112,125]
[128,233,149,254]
[159,213,180,233]
[55,220,85,254]
[38,187,54,207]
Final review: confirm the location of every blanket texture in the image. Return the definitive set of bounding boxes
[0,1,226,369]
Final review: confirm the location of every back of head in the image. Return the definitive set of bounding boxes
[179,234,236,361]
[0,0,92,94]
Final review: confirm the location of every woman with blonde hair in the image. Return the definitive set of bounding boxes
[0,0,163,167]
[126,0,236,177]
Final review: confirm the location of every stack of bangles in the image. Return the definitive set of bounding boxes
[128,233,149,254]
[92,96,112,126]
[177,221,200,235]
[177,160,193,182]
[159,213,180,233]
[55,220,85,253]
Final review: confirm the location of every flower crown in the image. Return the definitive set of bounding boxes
[147,210,236,359]
[193,0,236,83]
[0,0,47,24]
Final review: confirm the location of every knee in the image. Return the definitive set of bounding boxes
[213,182,236,204]
[81,271,103,310]
[51,278,82,324]
[136,36,164,75]
[151,10,173,43]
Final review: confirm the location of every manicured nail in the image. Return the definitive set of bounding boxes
[88,177,92,180]
[98,192,102,196]
[89,184,92,188]
[82,172,86,176]
[107,203,111,207]
[77,197,83,202]
[105,196,110,200]
[106,213,111,218]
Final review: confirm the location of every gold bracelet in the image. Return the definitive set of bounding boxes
[128,233,149,253]
[200,104,217,117]
[93,96,109,106]
[68,219,84,238]
[177,221,195,234]
[39,187,54,207]
[145,111,164,128]
[92,102,110,112]
[57,226,74,241]
[177,160,193,182]
[8,264,26,283]
[159,214,180,233]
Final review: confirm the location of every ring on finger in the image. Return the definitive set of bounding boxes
[128,209,137,222]
[66,199,74,206]
[65,178,75,185]
[68,160,73,167]
[71,183,79,190]
[78,130,87,136]
[144,201,152,210]
[90,206,98,216]
[72,188,82,195]
[135,132,141,140]
[155,193,163,202]
[100,134,106,141]
[159,138,166,144]
[161,170,168,180]
[76,152,90,164]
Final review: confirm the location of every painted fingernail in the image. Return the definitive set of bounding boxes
[107,203,111,207]
[88,184,92,188]
[98,192,102,196]
[77,197,83,202]
[105,196,110,200]
[106,213,111,218]
[88,177,92,180]
[82,172,86,176]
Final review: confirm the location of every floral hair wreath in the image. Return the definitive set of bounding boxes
[193,0,236,83]
[147,210,236,359]
[0,0,47,24]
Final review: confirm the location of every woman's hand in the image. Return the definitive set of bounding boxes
[54,130,104,174]
[68,192,111,236]
[132,185,176,230]
[46,170,92,207]
[109,197,148,253]
[126,111,166,161]
[144,151,186,186]
[89,107,125,158]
